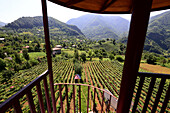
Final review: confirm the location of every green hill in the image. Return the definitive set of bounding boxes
[5,16,85,39]
[118,11,170,55]
[67,14,129,40]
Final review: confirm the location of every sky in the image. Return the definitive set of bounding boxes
[0,0,169,23]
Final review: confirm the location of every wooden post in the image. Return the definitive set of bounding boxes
[116,0,153,112]
[41,0,56,113]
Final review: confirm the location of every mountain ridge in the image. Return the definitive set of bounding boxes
[67,14,130,40]
[4,16,85,39]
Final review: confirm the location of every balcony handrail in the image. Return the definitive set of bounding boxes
[138,72,170,78]
[0,70,49,112]
[54,83,118,100]
[54,83,118,112]
[132,71,170,113]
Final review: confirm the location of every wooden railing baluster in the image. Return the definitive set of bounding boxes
[142,77,156,113]
[93,88,96,112]
[43,77,52,113]
[160,84,170,113]
[65,85,69,113]
[36,82,45,113]
[73,85,76,113]
[151,78,166,113]
[79,85,81,113]
[107,95,111,112]
[26,90,36,113]
[59,84,64,113]
[13,99,22,113]
[101,91,104,113]
[87,86,90,113]
[132,76,145,113]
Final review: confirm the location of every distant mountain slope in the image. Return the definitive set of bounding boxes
[118,10,170,55]
[67,14,129,40]
[0,21,7,27]
[5,16,85,39]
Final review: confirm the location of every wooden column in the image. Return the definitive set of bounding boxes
[116,0,153,112]
[41,0,56,113]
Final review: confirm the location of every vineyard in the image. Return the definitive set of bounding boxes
[0,61,169,112]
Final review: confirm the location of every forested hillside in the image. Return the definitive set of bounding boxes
[118,11,170,55]
[5,16,85,39]
[67,14,129,40]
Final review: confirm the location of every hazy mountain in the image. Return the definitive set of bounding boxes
[5,16,85,39]
[118,11,170,55]
[67,14,130,40]
[0,21,7,27]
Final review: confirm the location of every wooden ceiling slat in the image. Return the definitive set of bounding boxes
[100,0,117,13]
[48,0,170,14]
[66,0,84,7]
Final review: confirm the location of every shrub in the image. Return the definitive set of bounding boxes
[29,59,39,66]
[109,54,115,61]
[80,52,86,63]
[116,56,124,62]
[147,54,157,65]
[74,62,82,76]
[0,58,6,71]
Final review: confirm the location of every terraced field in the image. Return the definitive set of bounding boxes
[0,61,169,112]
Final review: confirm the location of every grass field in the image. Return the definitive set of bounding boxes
[140,63,170,74]
[28,52,46,59]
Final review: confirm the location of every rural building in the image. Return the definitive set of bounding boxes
[52,47,61,56]
[55,45,62,48]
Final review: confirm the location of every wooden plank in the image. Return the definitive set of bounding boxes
[43,77,52,113]
[73,85,76,113]
[142,77,156,113]
[101,91,104,113]
[87,86,90,113]
[79,85,81,113]
[93,88,96,112]
[26,90,36,113]
[36,82,45,113]
[41,0,56,112]
[65,85,69,113]
[59,84,64,113]
[151,78,166,113]
[0,70,48,112]
[138,72,170,79]
[13,99,22,113]
[160,84,170,113]
[132,76,145,113]
[116,0,153,112]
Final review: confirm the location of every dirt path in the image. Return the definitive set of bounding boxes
[140,63,170,74]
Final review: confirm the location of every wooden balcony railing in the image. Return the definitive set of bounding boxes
[0,70,169,113]
[0,70,50,113]
[53,83,117,113]
[132,72,170,113]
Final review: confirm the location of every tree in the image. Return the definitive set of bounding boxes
[88,50,92,61]
[14,52,21,64]
[0,58,6,71]
[109,54,115,61]
[112,39,116,45]
[99,54,103,61]
[0,49,5,59]
[116,56,124,62]
[74,49,79,60]
[80,52,86,63]
[147,54,157,64]
[74,62,82,76]
[23,49,29,61]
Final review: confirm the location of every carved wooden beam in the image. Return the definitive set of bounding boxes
[100,0,117,13]
[66,0,84,7]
